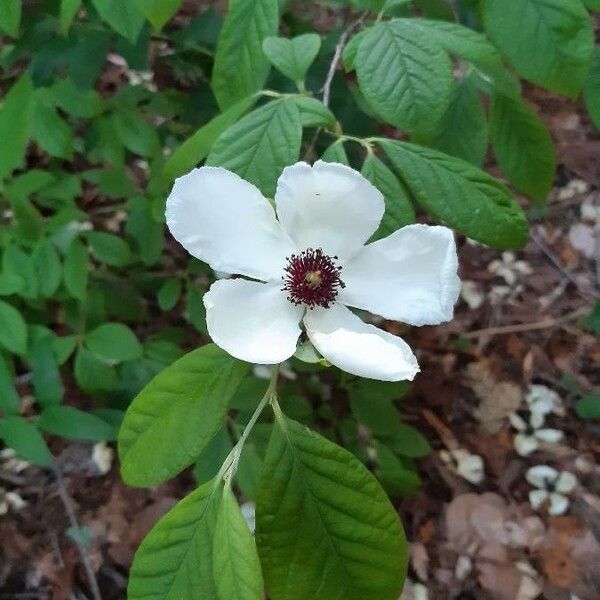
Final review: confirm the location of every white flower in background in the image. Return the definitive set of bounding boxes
[525,384,565,417]
[509,411,563,456]
[166,162,460,381]
[488,251,532,286]
[526,465,577,516]
[440,448,485,484]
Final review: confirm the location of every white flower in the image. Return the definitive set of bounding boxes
[526,465,577,516]
[440,448,485,484]
[509,411,563,456]
[166,162,460,381]
[525,384,565,417]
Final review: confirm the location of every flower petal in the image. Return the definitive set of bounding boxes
[549,493,569,516]
[204,279,303,364]
[535,428,563,444]
[555,471,577,494]
[530,411,545,430]
[338,225,460,326]
[526,465,558,488]
[514,434,539,457]
[303,303,419,381]
[166,167,295,280]
[529,489,549,510]
[509,412,527,432]
[275,161,384,260]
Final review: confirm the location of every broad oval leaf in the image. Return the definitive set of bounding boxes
[85,322,142,362]
[378,139,528,249]
[118,344,249,486]
[263,33,321,84]
[38,405,116,442]
[481,0,594,97]
[0,416,52,467]
[128,481,222,600]
[133,0,182,32]
[322,140,349,165]
[91,0,145,44]
[0,75,36,180]
[0,300,27,355]
[256,416,407,600]
[211,0,279,109]
[63,239,88,300]
[404,18,520,98]
[490,93,556,203]
[361,153,415,240]
[0,0,21,37]
[356,20,452,134]
[419,75,489,167]
[207,99,302,197]
[213,484,264,600]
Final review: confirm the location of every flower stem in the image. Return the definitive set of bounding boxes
[216,364,280,485]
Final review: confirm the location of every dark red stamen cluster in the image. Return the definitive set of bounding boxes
[282,248,345,309]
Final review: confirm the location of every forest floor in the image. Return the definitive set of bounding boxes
[1,5,599,600]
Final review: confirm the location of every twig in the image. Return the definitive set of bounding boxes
[321,13,366,108]
[304,13,366,162]
[422,409,459,451]
[531,227,600,300]
[53,463,103,600]
[463,305,590,339]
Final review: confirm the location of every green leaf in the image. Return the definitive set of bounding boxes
[38,405,116,441]
[91,0,145,44]
[60,0,82,35]
[128,481,222,600]
[158,278,182,311]
[213,484,264,600]
[161,95,256,184]
[85,323,142,362]
[379,139,528,249]
[133,0,182,31]
[481,0,594,97]
[63,239,89,300]
[32,97,74,160]
[126,196,164,266]
[490,92,556,203]
[0,0,21,37]
[355,20,452,134]
[404,18,520,98]
[207,99,302,197]
[375,443,421,496]
[212,0,279,109]
[112,109,160,158]
[74,347,119,393]
[361,153,416,240]
[30,335,63,406]
[576,394,600,419]
[322,140,349,165]
[420,75,489,167]
[0,355,20,414]
[263,34,321,85]
[290,96,337,129]
[256,415,407,600]
[342,29,369,72]
[0,75,36,181]
[118,344,249,487]
[0,417,52,467]
[584,0,600,9]
[86,231,132,267]
[50,78,103,118]
[186,282,207,333]
[0,300,27,355]
[3,244,38,299]
[584,47,600,131]
[32,240,62,298]
[582,300,600,334]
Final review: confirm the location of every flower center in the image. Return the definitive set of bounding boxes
[282,248,345,309]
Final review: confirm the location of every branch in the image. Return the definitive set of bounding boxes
[53,463,103,600]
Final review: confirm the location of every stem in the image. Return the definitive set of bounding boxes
[216,365,280,484]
